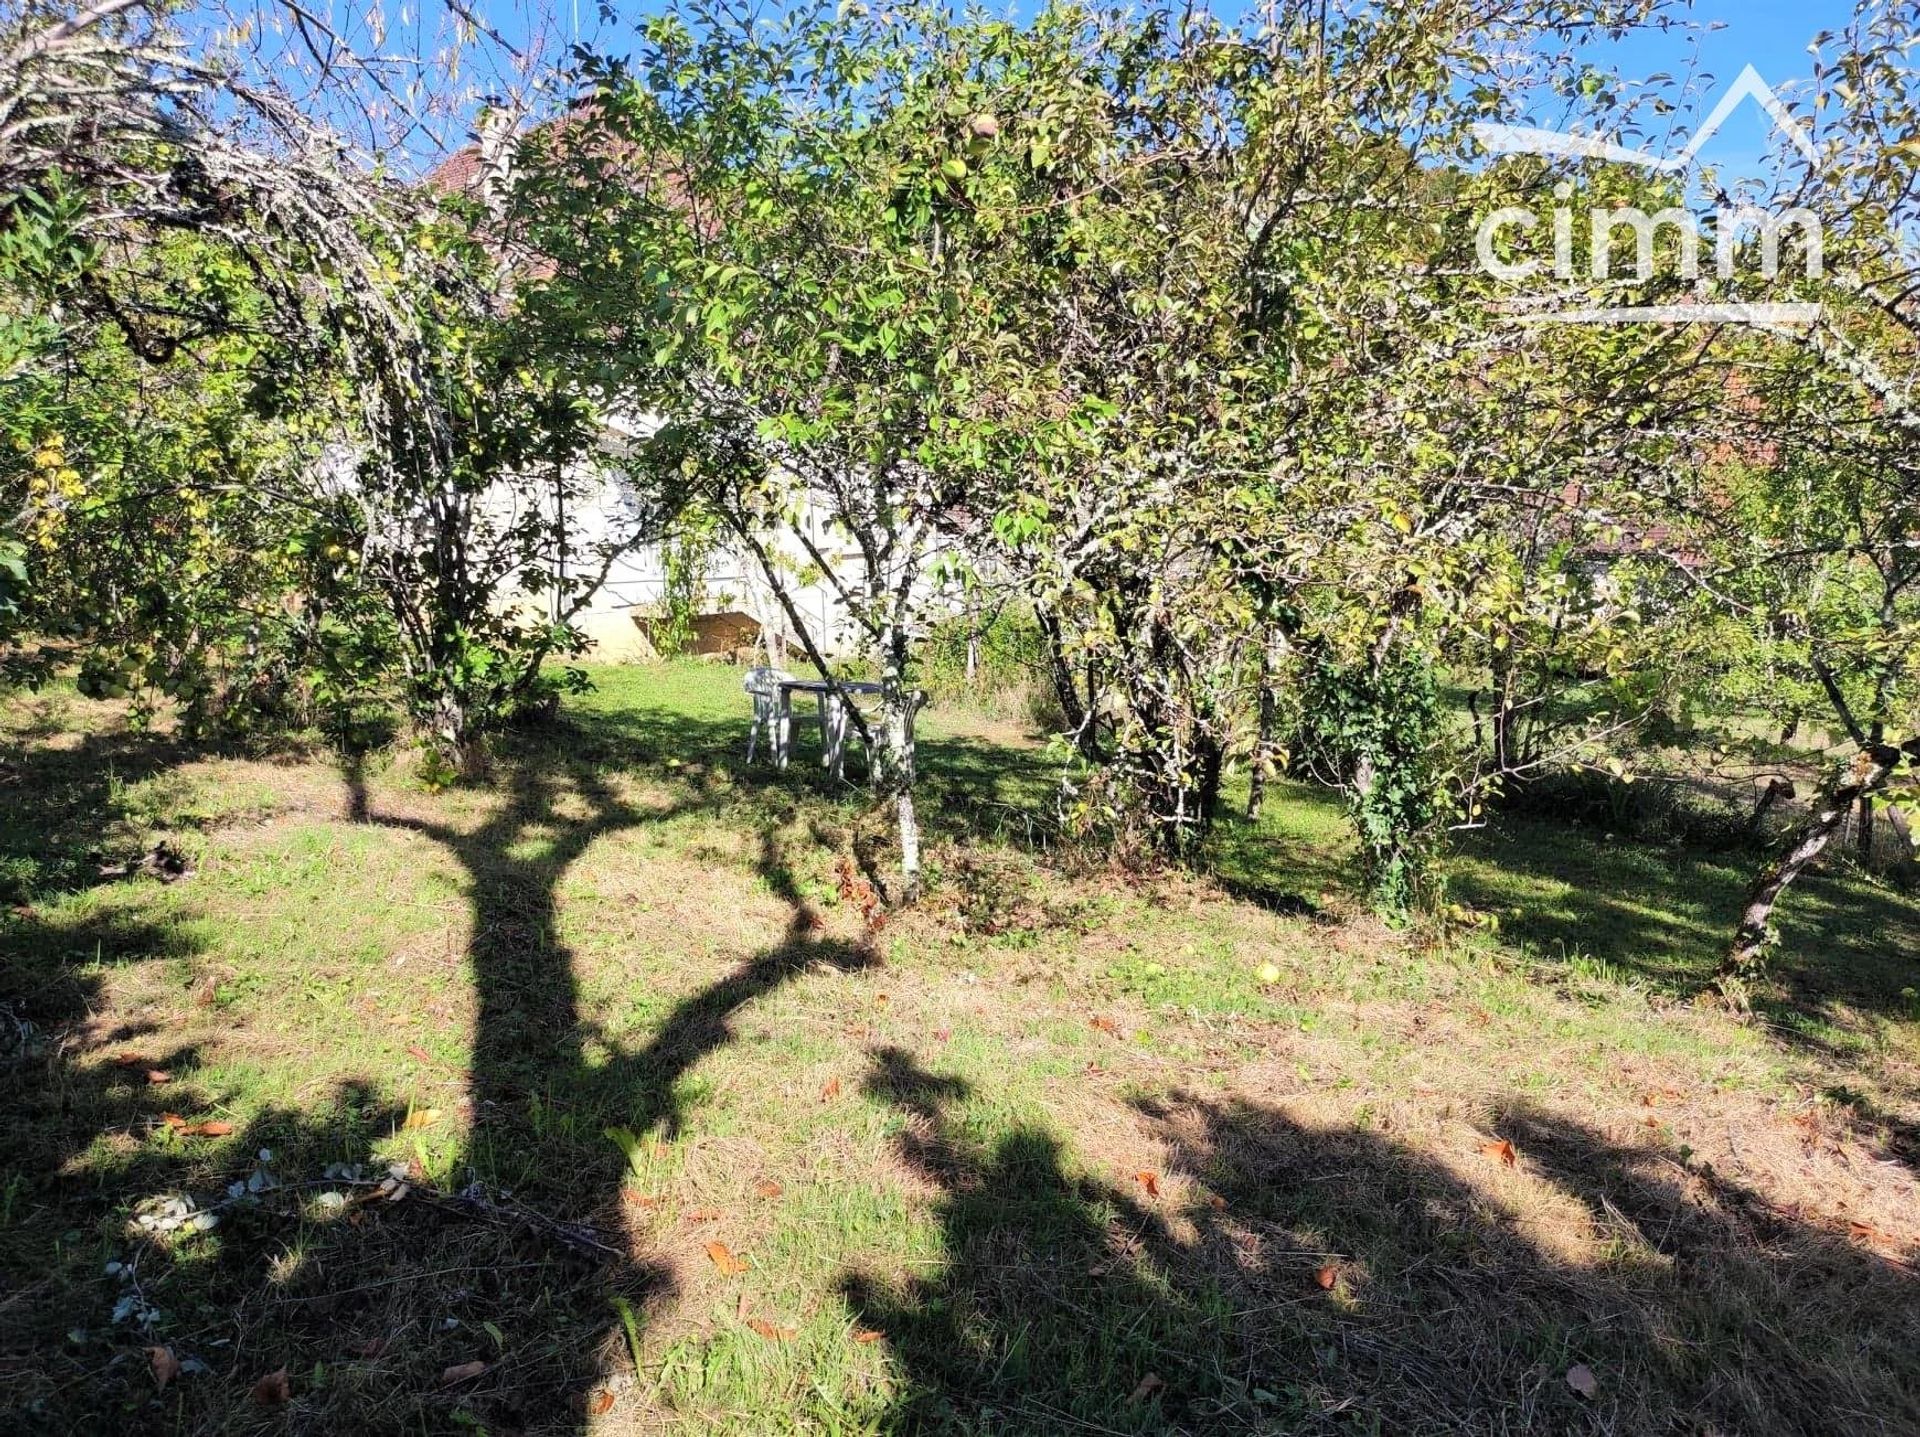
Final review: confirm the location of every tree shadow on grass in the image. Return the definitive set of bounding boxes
[0,899,436,1432]
[0,722,199,902]
[1452,817,1920,1058]
[0,725,235,1427]
[1,904,211,1359]
[844,1049,1920,1436]
[3,702,878,1433]
[0,773,500,1436]
[326,735,880,1433]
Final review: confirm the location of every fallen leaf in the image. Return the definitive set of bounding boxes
[148,1345,181,1389]
[933,1027,951,1042]
[145,1069,172,1085]
[852,1328,883,1344]
[440,1360,488,1386]
[685,1207,722,1223]
[755,1180,783,1199]
[1478,1138,1517,1168]
[114,1053,147,1068]
[621,1188,660,1209]
[1565,1363,1598,1399]
[403,1108,441,1130]
[1314,1265,1338,1290]
[746,1317,795,1341]
[589,1388,616,1415]
[705,1240,750,1276]
[1089,1016,1121,1037]
[355,1336,386,1359]
[820,1077,842,1101]
[251,1367,291,1405]
[1128,1372,1165,1405]
[874,993,889,1005]
[1134,1171,1160,1197]
[405,1044,432,1064]
[1208,1194,1227,1212]
[170,1118,234,1138]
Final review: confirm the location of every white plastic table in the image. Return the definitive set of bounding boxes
[774,677,883,778]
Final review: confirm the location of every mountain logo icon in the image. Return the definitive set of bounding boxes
[1472,65,1819,174]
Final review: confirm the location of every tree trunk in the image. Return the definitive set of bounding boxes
[1857,721,1886,866]
[1885,801,1920,887]
[1747,777,1794,841]
[1725,743,1903,986]
[1195,730,1225,831]
[1247,626,1281,821]
[879,689,923,902]
[1490,652,1517,775]
[876,629,925,903]
[430,699,488,780]
[895,785,922,903]
[1034,603,1096,760]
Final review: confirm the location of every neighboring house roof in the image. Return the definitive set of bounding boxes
[424,143,487,194]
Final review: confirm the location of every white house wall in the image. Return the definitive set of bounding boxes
[546,459,868,662]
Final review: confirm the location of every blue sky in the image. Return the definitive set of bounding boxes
[1559,1,1858,187]
[449,0,1864,181]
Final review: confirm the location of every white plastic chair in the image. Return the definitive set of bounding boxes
[743,666,797,768]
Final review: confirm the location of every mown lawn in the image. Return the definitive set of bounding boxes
[2,661,1918,1435]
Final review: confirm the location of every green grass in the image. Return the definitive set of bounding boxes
[2,662,1918,1436]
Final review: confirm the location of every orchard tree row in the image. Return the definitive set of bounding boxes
[4,0,1919,990]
